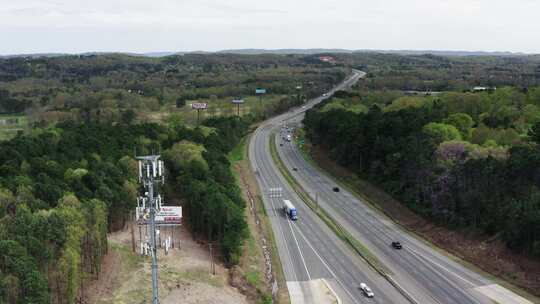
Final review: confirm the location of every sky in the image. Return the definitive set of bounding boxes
[1,0,540,55]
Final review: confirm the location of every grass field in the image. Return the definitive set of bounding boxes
[143,95,288,125]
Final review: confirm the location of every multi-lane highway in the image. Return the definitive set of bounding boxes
[249,69,534,304]
[249,70,411,303]
[266,71,533,304]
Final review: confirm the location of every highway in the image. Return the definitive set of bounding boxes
[272,75,533,303]
[249,70,409,303]
[249,69,534,304]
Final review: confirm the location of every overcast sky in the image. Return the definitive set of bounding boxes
[1,0,539,55]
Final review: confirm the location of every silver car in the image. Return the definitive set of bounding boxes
[360,283,374,298]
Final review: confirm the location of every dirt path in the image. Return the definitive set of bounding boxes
[83,247,122,303]
[84,223,248,304]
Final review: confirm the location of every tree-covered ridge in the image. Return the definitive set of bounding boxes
[304,89,540,257]
[0,116,250,303]
[335,53,540,91]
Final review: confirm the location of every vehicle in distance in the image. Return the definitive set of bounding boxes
[283,199,298,220]
[286,134,292,142]
[360,283,374,298]
[392,241,402,249]
[323,93,328,97]
[332,187,340,192]
[292,167,298,171]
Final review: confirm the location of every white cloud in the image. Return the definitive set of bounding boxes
[0,0,539,54]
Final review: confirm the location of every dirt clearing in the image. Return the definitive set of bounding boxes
[84,224,247,304]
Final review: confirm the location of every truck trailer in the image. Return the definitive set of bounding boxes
[283,199,298,220]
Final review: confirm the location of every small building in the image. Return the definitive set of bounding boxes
[319,56,336,64]
[472,86,488,92]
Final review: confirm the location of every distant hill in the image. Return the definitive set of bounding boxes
[216,48,354,55]
[1,49,536,59]
[217,49,531,57]
[355,49,529,57]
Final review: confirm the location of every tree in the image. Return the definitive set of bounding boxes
[422,122,462,146]
[444,113,474,140]
[121,109,136,125]
[176,98,186,108]
[0,240,49,304]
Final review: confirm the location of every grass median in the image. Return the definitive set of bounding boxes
[269,133,392,277]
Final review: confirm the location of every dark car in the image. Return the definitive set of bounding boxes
[332,187,340,192]
[293,167,298,171]
[391,241,402,249]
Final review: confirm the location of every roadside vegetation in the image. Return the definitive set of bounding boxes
[303,63,540,294]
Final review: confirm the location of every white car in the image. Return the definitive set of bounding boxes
[322,93,328,97]
[360,283,374,298]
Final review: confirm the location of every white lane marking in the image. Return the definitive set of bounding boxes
[255,132,299,282]
[287,219,312,280]
[292,224,362,304]
[405,246,482,304]
[406,246,476,287]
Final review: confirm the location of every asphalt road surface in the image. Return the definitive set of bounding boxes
[272,75,532,303]
[249,71,412,304]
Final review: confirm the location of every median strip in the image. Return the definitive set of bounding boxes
[269,132,421,304]
[269,133,390,275]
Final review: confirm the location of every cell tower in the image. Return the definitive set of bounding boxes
[137,155,165,304]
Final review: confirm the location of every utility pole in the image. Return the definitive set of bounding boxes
[209,243,216,275]
[137,155,165,304]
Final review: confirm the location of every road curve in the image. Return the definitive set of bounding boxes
[249,70,409,303]
[274,78,533,303]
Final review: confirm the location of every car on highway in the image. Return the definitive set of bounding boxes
[322,93,328,97]
[292,167,298,171]
[332,187,340,192]
[360,283,374,298]
[392,241,402,249]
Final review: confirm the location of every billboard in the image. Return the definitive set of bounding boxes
[255,88,266,94]
[232,99,245,104]
[191,102,208,109]
[136,206,182,225]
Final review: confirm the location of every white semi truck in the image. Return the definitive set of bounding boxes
[283,199,298,220]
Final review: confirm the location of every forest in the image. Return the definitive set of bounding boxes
[304,87,540,258]
[0,116,253,303]
[342,53,540,91]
